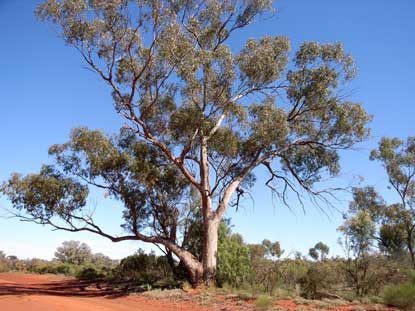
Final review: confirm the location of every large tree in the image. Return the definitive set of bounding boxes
[1,0,370,286]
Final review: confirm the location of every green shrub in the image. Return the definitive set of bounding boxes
[76,267,103,280]
[54,263,77,275]
[254,295,274,310]
[383,282,415,309]
[112,250,173,286]
[280,259,309,289]
[26,260,78,276]
[216,224,252,288]
[299,261,338,299]
[0,260,12,273]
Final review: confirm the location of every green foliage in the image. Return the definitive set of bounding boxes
[254,295,274,310]
[248,240,285,294]
[339,254,404,297]
[76,267,103,280]
[370,137,415,265]
[338,190,380,296]
[383,281,415,309]
[216,223,251,288]
[0,253,12,273]
[338,137,415,270]
[0,242,117,278]
[370,137,415,202]
[279,258,309,290]
[25,259,78,276]
[113,250,173,286]
[55,240,93,265]
[1,165,88,221]
[339,210,376,257]
[300,261,338,299]
[309,242,329,261]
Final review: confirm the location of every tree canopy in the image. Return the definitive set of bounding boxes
[55,240,93,265]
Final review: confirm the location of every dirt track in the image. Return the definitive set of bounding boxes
[0,273,212,311]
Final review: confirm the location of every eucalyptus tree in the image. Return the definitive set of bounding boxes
[1,0,370,285]
[338,200,377,297]
[309,242,329,261]
[55,240,93,265]
[341,137,415,266]
[370,137,415,266]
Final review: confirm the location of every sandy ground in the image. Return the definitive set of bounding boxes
[0,273,213,311]
[0,273,394,311]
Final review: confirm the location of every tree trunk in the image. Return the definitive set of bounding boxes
[408,229,415,268]
[159,239,203,288]
[199,133,220,286]
[202,217,219,286]
[177,251,203,288]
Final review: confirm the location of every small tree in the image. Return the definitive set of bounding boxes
[345,138,415,266]
[7,255,18,262]
[1,0,370,286]
[338,190,377,296]
[248,239,284,294]
[309,242,329,261]
[55,240,93,265]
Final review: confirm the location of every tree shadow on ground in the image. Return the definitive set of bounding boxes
[0,279,128,298]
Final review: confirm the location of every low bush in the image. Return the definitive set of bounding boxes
[76,267,103,280]
[254,295,274,310]
[383,281,415,310]
[26,260,78,276]
[299,261,338,299]
[111,250,174,286]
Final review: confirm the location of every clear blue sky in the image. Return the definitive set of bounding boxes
[0,0,414,260]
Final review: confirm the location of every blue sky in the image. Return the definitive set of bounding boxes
[0,0,414,260]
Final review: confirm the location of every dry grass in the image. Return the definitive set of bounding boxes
[141,288,186,300]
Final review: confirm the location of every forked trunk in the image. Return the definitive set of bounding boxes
[161,240,204,288]
[178,252,203,287]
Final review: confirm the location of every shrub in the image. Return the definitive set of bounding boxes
[216,224,252,288]
[54,263,78,275]
[113,250,173,286]
[299,261,338,299]
[76,267,103,280]
[280,259,309,290]
[340,254,404,296]
[22,259,83,276]
[0,260,11,273]
[254,295,274,310]
[383,282,415,309]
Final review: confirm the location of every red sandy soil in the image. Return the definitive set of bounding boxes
[0,273,247,311]
[0,273,394,311]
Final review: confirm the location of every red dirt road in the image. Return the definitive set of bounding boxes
[0,273,212,311]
